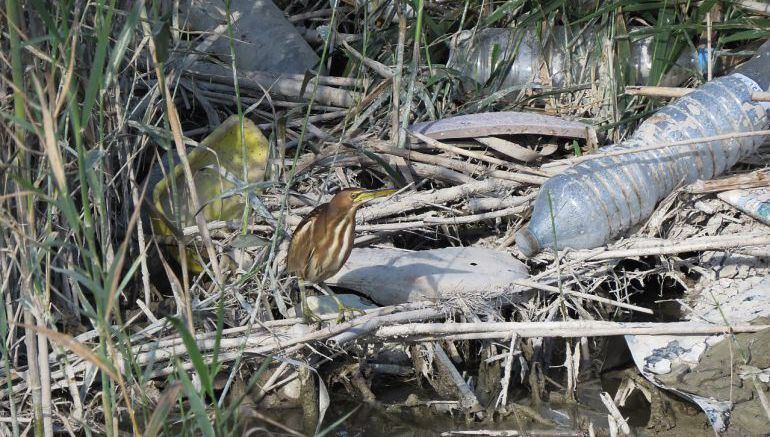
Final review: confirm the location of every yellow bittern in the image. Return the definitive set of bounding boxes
[287,187,396,321]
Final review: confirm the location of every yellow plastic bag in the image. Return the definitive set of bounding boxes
[149,115,269,273]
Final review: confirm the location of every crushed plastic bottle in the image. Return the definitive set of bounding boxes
[516,41,770,256]
[448,27,706,88]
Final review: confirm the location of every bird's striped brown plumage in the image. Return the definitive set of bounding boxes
[287,188,394,284]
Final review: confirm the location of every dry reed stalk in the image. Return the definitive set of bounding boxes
[369,142,547,184]
[467,193,537,213]
[28,73,60,437]
[626,85,770,102]
[392,10,406,142]
[511,279,652,314]
[410,130,511,166]
[398,0,423,149]
[187,68,360,108]
[600,392,631,435]
[38,307,444,387]
[359,178,519,221]
[140,5,222,330]
[375,321,770,339]
[496,334,518,408]
[340,39,394,79]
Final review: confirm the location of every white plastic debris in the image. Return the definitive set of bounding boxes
[326,247,529,305]
[625,276,770,434]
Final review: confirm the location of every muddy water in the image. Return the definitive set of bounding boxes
[263,375,711,436]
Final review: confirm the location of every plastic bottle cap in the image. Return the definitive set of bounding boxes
[515,228,541,257]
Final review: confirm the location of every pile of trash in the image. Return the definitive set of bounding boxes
[135,6,770,430]
[4,1,770,435]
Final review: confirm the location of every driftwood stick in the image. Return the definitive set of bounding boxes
[195,70,362,92]
[375,321,770,339]
[352,207,536,239]
[543,129,770,168]
[573,233,770,261]
[193,81,343,111]
[431,342,483,412]
[684,169,770,193]
[297,28,361,46]
[255,72,364,88]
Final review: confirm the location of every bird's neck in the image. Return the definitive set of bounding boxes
[328,203,359,223]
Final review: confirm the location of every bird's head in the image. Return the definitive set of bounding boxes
[329,187,397,211]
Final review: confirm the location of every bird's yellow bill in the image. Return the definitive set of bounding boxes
[352,189,397,204]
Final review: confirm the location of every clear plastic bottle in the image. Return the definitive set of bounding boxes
[515,42,770,256]
[448,27,705,88]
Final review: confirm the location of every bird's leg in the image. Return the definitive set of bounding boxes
[319,283,365,322]
[298,279,321,324]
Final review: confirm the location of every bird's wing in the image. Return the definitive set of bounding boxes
[287,202,328,277]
